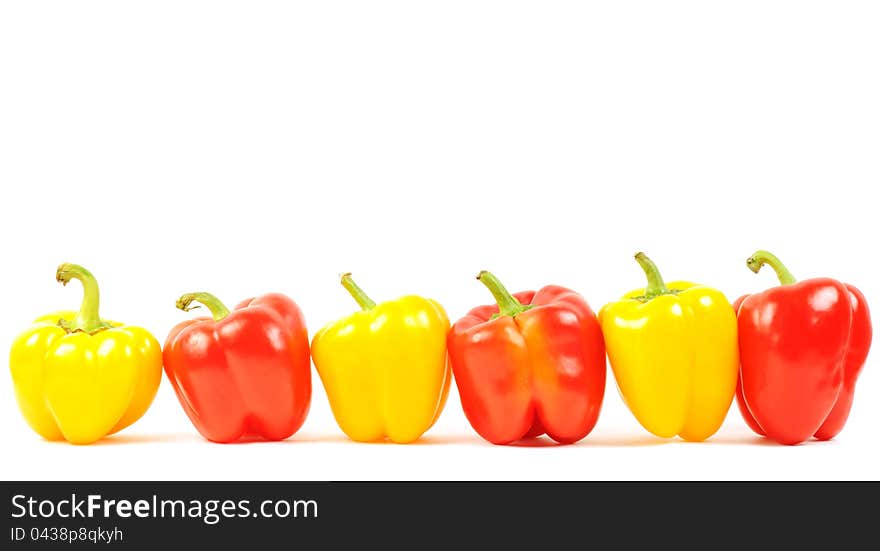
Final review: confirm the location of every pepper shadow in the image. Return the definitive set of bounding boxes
[509,436,566,448]
[279,433,479,446]
[83,433,201,446]
[692,433,827,447]
[576,434,671,448]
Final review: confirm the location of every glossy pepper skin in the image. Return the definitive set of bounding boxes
[448,271,606,445]
[735,250,872,445]
[163,292,311,443]
[9,264,162,444]
[599,253,739,441]
[311,273,450,443]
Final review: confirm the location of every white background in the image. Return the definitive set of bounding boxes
[1,1,878,481]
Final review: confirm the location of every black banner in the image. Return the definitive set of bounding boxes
[1,481,873,547]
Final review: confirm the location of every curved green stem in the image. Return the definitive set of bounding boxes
[477,271,531,317]
[634,252,670,299]
[177,292,231,321]
[746,250,796,285]
[56,263,112,334]
[340,273,376,311]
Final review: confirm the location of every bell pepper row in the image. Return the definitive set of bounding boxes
[9,250,871,446]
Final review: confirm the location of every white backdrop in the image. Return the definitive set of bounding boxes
[1,1,878,480]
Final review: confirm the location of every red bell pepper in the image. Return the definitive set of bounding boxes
[735,250,872,445]
[448,271,606,445]
[163,292,311,443]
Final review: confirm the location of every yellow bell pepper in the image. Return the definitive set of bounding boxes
[599,252,738,441]
[311,273,450,443]
[9,263,162,444]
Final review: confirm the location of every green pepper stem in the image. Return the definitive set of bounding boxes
[477,271,531,317]
[634,252,670,299]
[176,292,231,321]
[746,250,796,285]
[340,273,376,311]
[55,263,112,334]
